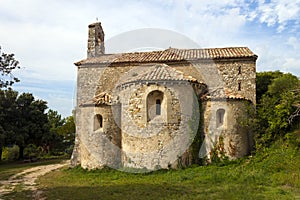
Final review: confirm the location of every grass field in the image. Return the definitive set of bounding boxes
[1,137,300,200]
[40,137,300,200]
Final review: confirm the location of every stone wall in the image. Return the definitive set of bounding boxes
[72,57,256,169]
[118,82,201,170]
[77,66,106,105]
[87,22,105,57]
[74,105,121,169]
[201,99,254,159]
[93,59,256,104]
[215,60,256,104]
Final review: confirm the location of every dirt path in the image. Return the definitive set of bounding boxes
[0,160,68,200]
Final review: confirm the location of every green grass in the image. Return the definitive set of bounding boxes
[37,138,300,200]
[2,136,300,200]
[37,165,299,200]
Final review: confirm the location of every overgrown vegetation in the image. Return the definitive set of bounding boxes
[188,95,204,165]
[255,71,300,149]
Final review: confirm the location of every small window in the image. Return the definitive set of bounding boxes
[156,99,161,115]
[216,109,225,127]
[147,90,164,121]
[238,82,241,91]
[238,66,242,75]
[94,114,103,131]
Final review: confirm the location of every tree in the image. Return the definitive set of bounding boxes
[287,86,300,127]
[0,46,20,160]
[0,89,18,160]
[255,72,300,147]
[268,73,299,97]
[46,110,75,156]
[256,71,283,103]
[0,46,20,88]
[57,115,75,155]
[13,93,49,159]
[0,89,74,160]
[45,109,65,154]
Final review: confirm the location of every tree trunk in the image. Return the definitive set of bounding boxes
[0,146,2,161]
[19,145,24,160]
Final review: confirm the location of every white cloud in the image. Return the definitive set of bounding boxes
[250,0,300,32]
[286,36,300,50]
[166,1,248,47]
[13,79,76,117]
[252,34,300,77]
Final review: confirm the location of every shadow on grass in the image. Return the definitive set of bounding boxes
[1,183,208,200]
[4,183,297,200]
[43,183,198,200]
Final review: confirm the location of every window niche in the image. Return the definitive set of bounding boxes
[238,66,242,75]
[156,99,161,115]
[238,81,241,91]
[216,109,225,128]
[147,90,164,121]
[94,114,103,131]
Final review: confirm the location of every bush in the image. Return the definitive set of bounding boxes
[24,144,41,159]
[1,145,19,161]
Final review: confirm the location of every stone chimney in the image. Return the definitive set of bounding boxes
[87,22,105,58]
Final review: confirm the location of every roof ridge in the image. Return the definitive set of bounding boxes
[75,47,257,66]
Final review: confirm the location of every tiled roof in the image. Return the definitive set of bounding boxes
[225,89,247,100]
[202,88,249,101]
[117,64,199,87]
[75,47,257,66]
[80,92,113,106]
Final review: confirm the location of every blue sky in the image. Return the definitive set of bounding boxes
[0,0,299,117]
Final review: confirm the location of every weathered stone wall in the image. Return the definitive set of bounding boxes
[73,57,256,169]
[118,82,201,170]
[124,84,181,127]
[215,60,256,104]
[75,105,121,169]
[174,60,256,103]
[93,59,256,104]
[202,99,254,159]
[77,66,106,105]
[87,22,105,57]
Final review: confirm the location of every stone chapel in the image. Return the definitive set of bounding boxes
[70,22,257,171]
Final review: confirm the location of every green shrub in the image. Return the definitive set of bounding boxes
[24,144,41,159]
[1,145,19,161]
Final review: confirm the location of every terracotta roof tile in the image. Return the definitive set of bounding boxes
[224,88,248,100]
[117,64,200,87]
[80,92,113,106]
[201,88,250,101]
[75,47,257,66]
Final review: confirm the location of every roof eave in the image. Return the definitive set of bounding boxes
[75,55,258,66]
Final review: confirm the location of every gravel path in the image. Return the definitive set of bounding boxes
[0,161,68,200]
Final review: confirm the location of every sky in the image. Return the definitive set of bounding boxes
[0,0,299,117]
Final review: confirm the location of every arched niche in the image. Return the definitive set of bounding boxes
[147,90,164,122]
[216,108,225,128]
[141,85,176,124]
[94,114,103,131]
